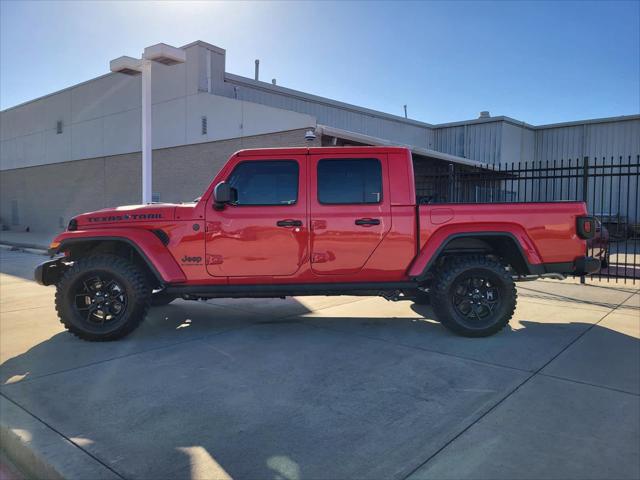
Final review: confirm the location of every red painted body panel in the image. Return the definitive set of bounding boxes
[387,150,416,206]
[307,152,392,275]
[72,204,178,228]
[51,147,590,287]
[204,154,309,277]
[408,202,588,277]
[54,228,187,283]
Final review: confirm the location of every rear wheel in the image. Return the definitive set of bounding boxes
[55,255,151,341]
[431,256,516,337]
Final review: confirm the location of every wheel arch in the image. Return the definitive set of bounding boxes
[51,231,186,286]
[411,231,537,280]
[59,238,162,287]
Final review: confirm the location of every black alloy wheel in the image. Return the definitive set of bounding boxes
[451,274,500,325]
[73,273,128,325]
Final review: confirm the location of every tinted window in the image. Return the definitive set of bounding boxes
[227,160,298,205]
[317,159,382,204]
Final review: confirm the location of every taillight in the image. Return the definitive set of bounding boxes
[577,216,595,239]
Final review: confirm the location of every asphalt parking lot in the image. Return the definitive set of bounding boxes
[0,248,638,480]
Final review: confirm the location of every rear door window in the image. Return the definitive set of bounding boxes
[317,158,382,204]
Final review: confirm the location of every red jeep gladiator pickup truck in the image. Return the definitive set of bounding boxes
[36,146,600,341]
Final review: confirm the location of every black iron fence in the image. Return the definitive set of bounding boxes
[415,155,640,283]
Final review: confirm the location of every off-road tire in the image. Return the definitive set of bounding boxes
[431,255,516,337]
[55,254,151,341]
[151,291,177,306]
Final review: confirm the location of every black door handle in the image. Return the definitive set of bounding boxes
[355,218,381,226]
[277,219,303,227]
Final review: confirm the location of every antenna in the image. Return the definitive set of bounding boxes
[403,105,407,118]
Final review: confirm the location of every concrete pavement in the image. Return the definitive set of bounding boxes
[0,249,638,479]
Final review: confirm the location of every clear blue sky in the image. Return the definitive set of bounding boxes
[1,0,638,124]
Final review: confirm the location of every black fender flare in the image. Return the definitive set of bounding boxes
[412,231,540,281]
[51,236,177,285]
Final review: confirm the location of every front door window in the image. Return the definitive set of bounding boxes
[227,161,299,206]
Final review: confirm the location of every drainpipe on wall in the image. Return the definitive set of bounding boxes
[206,51,212,93]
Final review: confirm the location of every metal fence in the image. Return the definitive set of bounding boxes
[415,155,640,284]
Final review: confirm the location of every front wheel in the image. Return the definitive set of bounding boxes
[55,255,151,341]
[431,256,516,337]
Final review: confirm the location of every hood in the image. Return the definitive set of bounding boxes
[72,204,178,229]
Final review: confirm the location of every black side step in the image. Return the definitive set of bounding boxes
[166,282,418,299]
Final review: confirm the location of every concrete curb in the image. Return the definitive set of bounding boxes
[0,243,48,255]
[0,395,121,480]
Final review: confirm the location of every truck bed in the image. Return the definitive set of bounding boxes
[417,201,588,265]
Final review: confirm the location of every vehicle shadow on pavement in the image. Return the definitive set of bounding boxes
[2,303,637,389]
[1,309,638,479]
[0,298,316,386]
[313,306,639,377]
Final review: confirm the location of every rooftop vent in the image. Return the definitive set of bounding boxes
[479,111,491,118]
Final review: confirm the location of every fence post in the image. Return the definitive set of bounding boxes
[581,156,589,284]
[582,156,589,203]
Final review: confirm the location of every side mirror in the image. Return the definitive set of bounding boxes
[213,182,237,210]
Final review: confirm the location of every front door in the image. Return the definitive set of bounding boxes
[205,155,308,277]
[309,154,391,275]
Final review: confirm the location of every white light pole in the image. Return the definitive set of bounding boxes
[110,44,186,204]
[140,59,152,204]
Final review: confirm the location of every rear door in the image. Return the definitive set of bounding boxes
[308,154,391,275]
[205,155,308,277]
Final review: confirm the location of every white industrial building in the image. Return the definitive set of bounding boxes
[1,40,638,233]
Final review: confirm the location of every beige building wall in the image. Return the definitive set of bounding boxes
[0,41,316,172]
[0,128,320,233]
